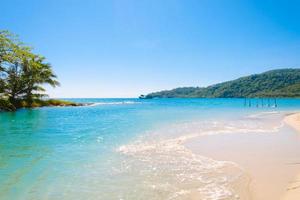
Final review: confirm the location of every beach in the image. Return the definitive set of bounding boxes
[185,112,300,200]
[284,113,300,132]
[282,113,300,200]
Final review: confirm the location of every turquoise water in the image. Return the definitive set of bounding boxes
[1,98,300,200]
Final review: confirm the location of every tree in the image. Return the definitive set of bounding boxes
[22,55,60,105]
[0,30,60,108]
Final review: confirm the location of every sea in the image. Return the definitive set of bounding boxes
[1,98,300,200]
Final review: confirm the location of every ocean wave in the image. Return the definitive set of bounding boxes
[117,126,256,199]
[246,111,281,118]
[89,101,139,106]
[116,114,284,200]
[117,134,249,199]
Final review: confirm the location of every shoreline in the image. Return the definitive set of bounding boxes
[282,112,300,200]
[284,112,300,133]
[184,112,300,200]
[0,99,90,112]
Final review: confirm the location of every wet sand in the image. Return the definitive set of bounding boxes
[284,113,300,132]
[282,113,300,200]
[185,115,300,200]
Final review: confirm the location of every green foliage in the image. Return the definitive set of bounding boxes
[0,30,63,111]
[145,69,300,98]
[0,98,81,111]
[45,99,79,106]
[0,98,16,111]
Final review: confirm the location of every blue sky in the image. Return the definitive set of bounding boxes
[1,0,300,97]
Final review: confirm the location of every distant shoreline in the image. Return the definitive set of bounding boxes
[141,69,300,99]
[139,96,300,99]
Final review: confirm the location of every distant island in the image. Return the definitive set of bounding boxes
[141,69,300,98]
[0,30,81,111]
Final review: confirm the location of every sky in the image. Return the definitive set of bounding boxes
[1,0,300,97]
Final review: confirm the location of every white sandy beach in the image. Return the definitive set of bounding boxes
[282,113,300,200]
[184,112,300,200]
[284,113,300,133]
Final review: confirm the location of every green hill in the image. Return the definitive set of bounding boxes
[143,69,300,98]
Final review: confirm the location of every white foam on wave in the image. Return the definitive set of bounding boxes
[246,111,281,118]
[117,133,247,199]
[117,127,252,199]
[89,101,139,106]
[116,112,284,200]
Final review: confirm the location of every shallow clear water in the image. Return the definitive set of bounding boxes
[0,98,300,200]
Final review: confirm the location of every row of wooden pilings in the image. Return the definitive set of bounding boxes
[244,98,277,107]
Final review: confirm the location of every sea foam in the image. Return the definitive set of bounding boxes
[116,112,284,199]
[89,101,139,106]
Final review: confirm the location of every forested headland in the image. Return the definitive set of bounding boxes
[142,69,300,99]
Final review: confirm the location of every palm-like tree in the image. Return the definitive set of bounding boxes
[22,55,60,104]
[0,30,60,108]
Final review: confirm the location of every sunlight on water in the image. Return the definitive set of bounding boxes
[0,98,300,200]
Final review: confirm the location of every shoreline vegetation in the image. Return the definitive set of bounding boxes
[0,98,84,112]
[0,30,81,111]
[140,69,300,99]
